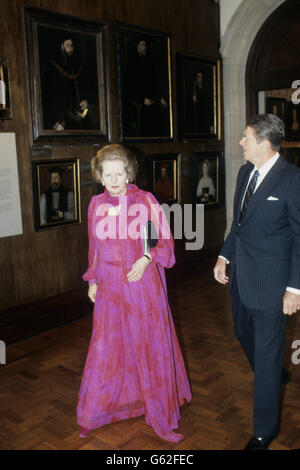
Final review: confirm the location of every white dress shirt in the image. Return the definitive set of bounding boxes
[240,152,280,208]
[219,152,300,295]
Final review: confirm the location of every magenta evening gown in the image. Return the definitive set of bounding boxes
[77,184,192,442]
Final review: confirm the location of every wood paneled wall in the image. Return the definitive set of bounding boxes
[0,0,224,325]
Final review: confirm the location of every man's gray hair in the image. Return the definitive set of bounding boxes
[247,114,285,151]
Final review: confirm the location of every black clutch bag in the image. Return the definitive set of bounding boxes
[142,220,158,254]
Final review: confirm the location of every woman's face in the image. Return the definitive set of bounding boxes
[100,159,128,197]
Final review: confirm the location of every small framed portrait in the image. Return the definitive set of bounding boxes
[24,7,110,143]
[116,22,174,142]
[177,54,221,141]
[151,154,181,203]
[0,59,12,119]
[32,158,81,231]
[265,97,285,120]
[192,151,224,209]
[284,100,300,140]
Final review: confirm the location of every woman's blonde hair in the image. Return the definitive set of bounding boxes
[91,144,138,183]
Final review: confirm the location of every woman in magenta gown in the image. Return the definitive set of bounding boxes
[77,144,192,443]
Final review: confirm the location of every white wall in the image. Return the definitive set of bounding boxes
[220,0,244,38]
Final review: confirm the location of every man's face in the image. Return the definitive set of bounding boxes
[137,41,147,56]
[50,172,61,190]
[240,126,265,166]
[196,73,203,86]
[62,39,74,56]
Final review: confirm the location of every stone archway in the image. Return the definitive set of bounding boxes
[220,0,285,234]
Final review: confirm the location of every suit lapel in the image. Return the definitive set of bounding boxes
[241,156,287,224]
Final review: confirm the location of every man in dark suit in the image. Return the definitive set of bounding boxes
[213,114,300,450]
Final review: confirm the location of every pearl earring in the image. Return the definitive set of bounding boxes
[126,178,129,184]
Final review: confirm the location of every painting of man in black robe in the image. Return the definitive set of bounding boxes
[184,62,214,137]
[39,165,75,225]
[178,55,220,140]
[37,25,100,131]
[33,159,81,231]
[118,26,173,140]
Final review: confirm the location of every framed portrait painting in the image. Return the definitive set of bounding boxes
[177,54,221,141]
[192,151,224,209]
[24,7,110,143]
[0,59,12,120]
[265,97,285,121]
[32,158,81,231]
[151,154,181,203]
[284,100,300,141]
[116,22,174,142]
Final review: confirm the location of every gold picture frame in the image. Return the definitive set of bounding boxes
[151,153,181,203]
[177,54,221,141]
[24,6,110,143]
[116,22,174,142]
[32,158,81,231]
[192,151,224,210]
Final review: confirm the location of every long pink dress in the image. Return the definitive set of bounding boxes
[77,184,192,442]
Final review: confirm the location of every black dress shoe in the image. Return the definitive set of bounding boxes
[282,368,291,385]
[244,435,275,450]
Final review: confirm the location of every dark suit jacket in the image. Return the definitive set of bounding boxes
[220,156,300,310]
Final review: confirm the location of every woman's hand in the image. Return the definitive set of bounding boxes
[88,283,98,303]
[127,255,151,282]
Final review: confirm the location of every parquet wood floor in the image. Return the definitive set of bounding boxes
[1,253,299,450]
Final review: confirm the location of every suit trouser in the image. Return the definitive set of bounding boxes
[231,274,287,438]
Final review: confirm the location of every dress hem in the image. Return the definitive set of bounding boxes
[77,395,191,442]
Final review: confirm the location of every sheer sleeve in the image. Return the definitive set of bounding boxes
[144,192,175,269]
[82,196,100,285]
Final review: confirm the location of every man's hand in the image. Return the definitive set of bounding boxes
[213,257,229,285]
[283,290,300,315]
[53,121,65,131]
[80,100,89,110]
